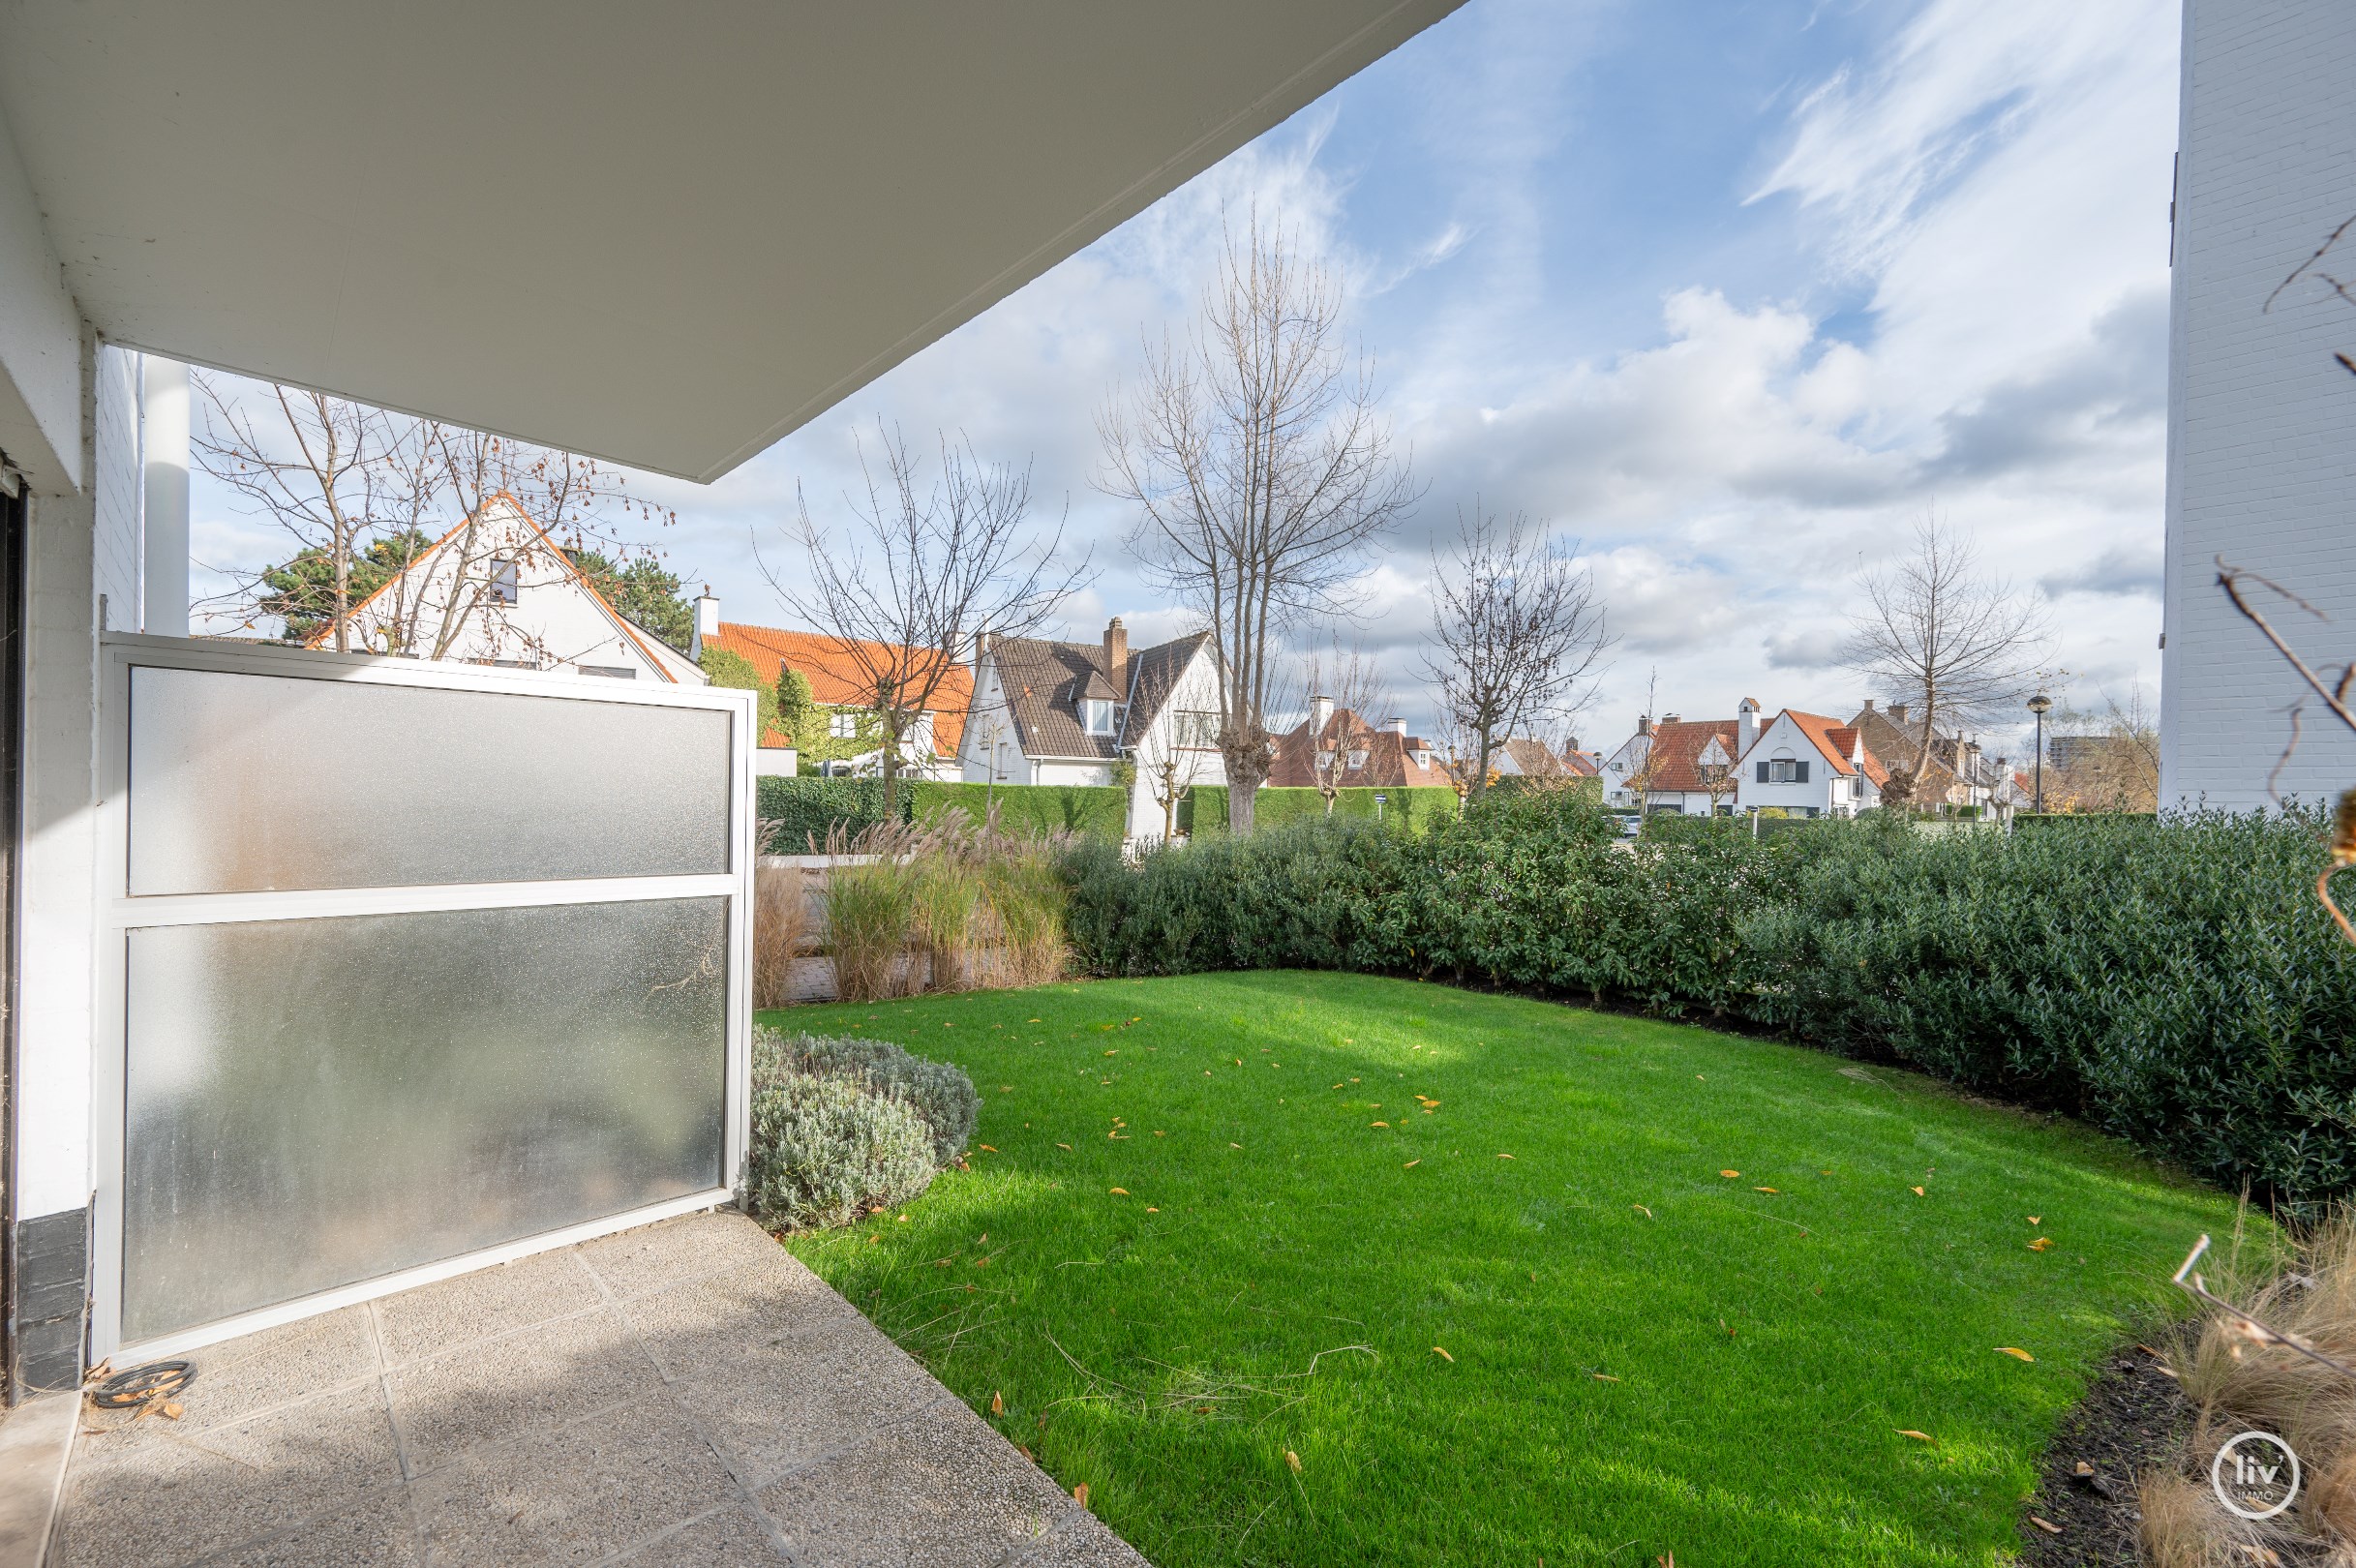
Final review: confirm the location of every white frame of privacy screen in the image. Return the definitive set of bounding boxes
[92,634,755,1360]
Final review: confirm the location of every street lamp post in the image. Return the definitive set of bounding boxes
[2026,692,2052,813]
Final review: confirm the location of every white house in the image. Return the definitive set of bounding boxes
[961,618,1228,841]
[1736,706,1884,818]
[320,493,708,685]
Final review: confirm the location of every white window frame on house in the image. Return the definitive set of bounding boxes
[489,555,519,606]
[88,633,755,1362]
[829,709,860,739]
[1081,698,1114,736]
[1172,709,1221,749]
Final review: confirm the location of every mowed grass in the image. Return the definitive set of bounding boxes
[762,971,2248,1566]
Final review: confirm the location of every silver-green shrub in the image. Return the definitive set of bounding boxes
[743,1070,936,1230]
[753,1028,979,1164]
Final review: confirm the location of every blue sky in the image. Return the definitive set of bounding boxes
[196,0,2182,760]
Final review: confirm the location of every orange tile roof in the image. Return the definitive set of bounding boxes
[713,620,971,756]
[758,726,796,750]
[1643,719,1741,793]
[1779,710,1860,778]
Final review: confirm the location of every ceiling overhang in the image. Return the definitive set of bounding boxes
[0,1,1465,482]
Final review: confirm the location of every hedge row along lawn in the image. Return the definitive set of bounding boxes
[761,971,2249,1566]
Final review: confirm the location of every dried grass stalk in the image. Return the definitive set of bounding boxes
[752,863,811,1010]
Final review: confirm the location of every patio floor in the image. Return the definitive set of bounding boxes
[52,1210,1146,1567]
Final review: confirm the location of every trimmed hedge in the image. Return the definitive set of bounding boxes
[1060,794,2356,1212]
[757,776,896,851]
[1183,784,1458,837]
[758,775,1129,849]
[910,780,1128,842]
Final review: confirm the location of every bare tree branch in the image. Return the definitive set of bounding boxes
[1419,504,1613,804]
[1097,208,1417,834]
[770,423,1093,820]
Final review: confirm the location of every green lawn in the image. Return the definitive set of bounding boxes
[761,971,2246,1566]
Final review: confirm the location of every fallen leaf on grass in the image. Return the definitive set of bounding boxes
[1332,1083,1344,1090]
[1056,1143,1072,1151]
[2028,1216,2041,1224]
[1591,1372,1621,1383]
[1073,1483,1089,1509]
[1998,1347,2036,1362]
[2028,1516,2062,1535]
[1911,1186,1925,1196]
[1109,1188,1130,1195]
[1896,1430,1937,1444]
[991,1391,1005,1415]
[1496,1153,1516,1161]
[978,1145,997,1154]
[1753,1187,1780,1194]
[1153,1131,1165,1137]
[1145,1206,1159,1213]
[2029,1236,2055,1251]
[1372,1121,1390,1129]
[1432,1346,1455,1363]
[1284,1450,1303,1473]
[1720,1170,1740,1179]
[1230,1142,1243,1149]
[1632,1204,1652,1218]
[866,1235,881,1245]
[1027,1018,1041,1023]
[1403,1159,1421,1168]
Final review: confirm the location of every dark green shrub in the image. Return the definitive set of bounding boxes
[1183,784,1458,837]
[742,1071,936,1229]
[755,1028,979,1163]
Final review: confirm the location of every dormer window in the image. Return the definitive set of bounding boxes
[1346,748,1369,770]
[1081,698,1115,736]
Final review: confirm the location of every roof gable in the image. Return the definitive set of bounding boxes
[1641,719,1741,793]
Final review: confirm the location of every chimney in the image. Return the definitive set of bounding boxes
[1389,716,1407,738]
[1660,712,1682,726]
[1103,617,1128,695]
[1637,715,1652,737]
[973,629,989,666]
[1310,693,1334,734]
[691,586,720,657]
[1737,697,1761,759]
[1861,698,1875,712]
[1888,704,1908,726]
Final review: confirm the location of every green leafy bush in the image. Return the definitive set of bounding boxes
[1182,784,1458,837]
[755,1027,980,1164]
[1061,799,2356,1211]
[742,1071,937,1230]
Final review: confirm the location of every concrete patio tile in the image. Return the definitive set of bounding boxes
[58,1384,401,1567]
[1012,1513,1157,1568]
[374,1248,605,1366]
[676,1321,953,1486]
[212,1481,420,1567]
[755,1398,1077,1568]
[617,1257,861,1380]
[164,1305,381,1433]
[390,1304,664,1473]
[578,1211,784,1300]
[412,1395,740,1565]
[605,1502,790,1566]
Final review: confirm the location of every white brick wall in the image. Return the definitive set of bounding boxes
[2161,0,2356,810]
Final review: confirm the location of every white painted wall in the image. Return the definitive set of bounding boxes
[18,331,142,1221]
[2162,0,2356,810]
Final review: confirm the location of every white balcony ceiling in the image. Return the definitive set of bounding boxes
[0,1,1463,482]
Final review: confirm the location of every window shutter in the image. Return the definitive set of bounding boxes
[1795,760,1810,783]
[1756,761,1769,783]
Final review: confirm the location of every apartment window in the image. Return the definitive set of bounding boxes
[489,556,519,606]
[829,711,859,739]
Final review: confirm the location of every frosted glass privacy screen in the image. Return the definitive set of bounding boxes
[127,665,731,894]
[121,898,728,1342]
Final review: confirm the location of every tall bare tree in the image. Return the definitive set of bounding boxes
[1420,506,1613,804]
[1099,212,1417,835]
[1297,638,1396,816]
[1840,518,2051,807]
[773,423,1090,820]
